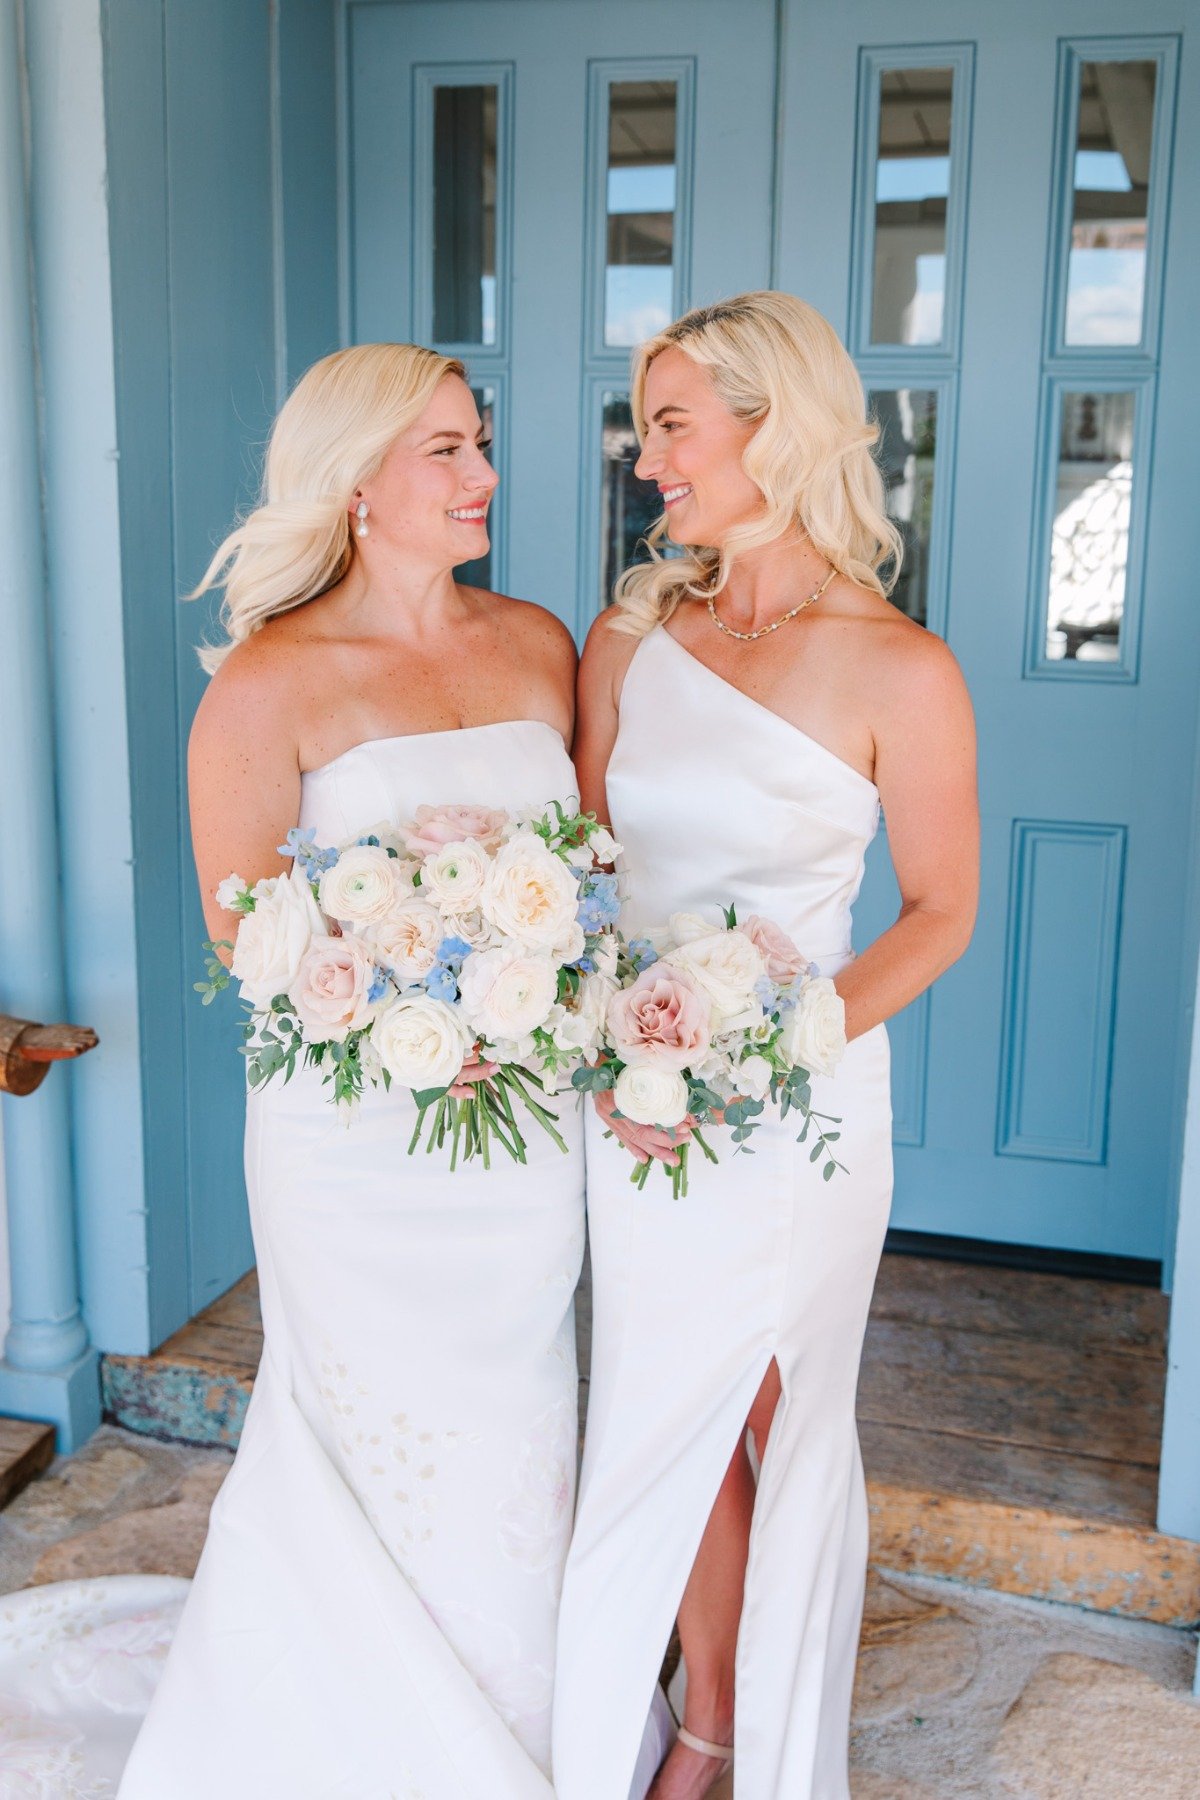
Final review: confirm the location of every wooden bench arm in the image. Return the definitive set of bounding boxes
[0,1016,99,1096]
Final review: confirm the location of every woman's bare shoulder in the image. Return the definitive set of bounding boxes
[469,586,578,673]
[190,619,308,759]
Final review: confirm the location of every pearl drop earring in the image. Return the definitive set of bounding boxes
[355,501,370,539]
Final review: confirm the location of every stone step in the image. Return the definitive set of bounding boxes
[100,1254,1200,1628]
[0,1415,57,1509]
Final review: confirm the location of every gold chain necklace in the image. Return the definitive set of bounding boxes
[706,566,837,642]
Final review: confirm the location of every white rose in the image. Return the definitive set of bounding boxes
[668,910,719,946]
[373,995,472,1091]
[292,932,380,1042]
[319,846,403,926]
[231,865,323,1006]
[365,898,444,982]
[482,834,580,953]
[781,977,846,1077]
[420,839,490,915]
[669,930,765,1025]
[612,1063,690,1128]
[454,909,502,951]
[737,1053,774,1100]
[458,946,559,1041]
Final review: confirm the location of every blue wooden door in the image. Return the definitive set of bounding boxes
[348,0,1200,1264]
[777,0,1199,1262]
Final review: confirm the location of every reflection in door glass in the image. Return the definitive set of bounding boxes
[600,394,662,605]
[1066,61,1158,346]
[870,389,937,627]
[432,85,498,345]
[456,385,496,589]
[871,67,954,346]
[605,81,677,348]
[1044,391,1134,662]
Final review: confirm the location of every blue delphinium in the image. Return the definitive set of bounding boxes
[576,872,621,936]
[277,826,339,881]
[755,974,780,1014]
[421,934,473,1004]
[437,936,473,964]
[367,966,390,1005]
[626,936,659,972]
[424,965,458,1003]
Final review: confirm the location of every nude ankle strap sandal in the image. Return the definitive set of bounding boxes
[677,1726,734,1764]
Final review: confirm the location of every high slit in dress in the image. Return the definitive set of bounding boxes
[553,628,894,1800]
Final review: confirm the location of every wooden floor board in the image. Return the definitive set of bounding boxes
[869,1254,1168,1358]
[858,1315,1164,1466]
[858,1419,1159,1526]
[0,1417,56,1510]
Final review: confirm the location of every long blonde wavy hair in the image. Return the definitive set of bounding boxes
[194,342,465,672]
[612,291,902,635]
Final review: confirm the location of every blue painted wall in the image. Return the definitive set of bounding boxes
[102,0,340,1347]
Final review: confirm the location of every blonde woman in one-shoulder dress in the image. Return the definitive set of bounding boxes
[554,293,978,1800]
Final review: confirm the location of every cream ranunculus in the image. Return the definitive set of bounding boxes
[231,865,323,1007]
[781,977,846,1077]
[420,839,491,916]
[612,1062,690,1128]
[668,928,766,1026]
[365,898,444,983]
[482,834,580,953]
[373,994,472,1090]
[318,846,403,926]
[458,946,559,1042]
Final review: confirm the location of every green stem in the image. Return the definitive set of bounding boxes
[691,1127,719,1166]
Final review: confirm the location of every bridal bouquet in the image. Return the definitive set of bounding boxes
[574,907,848,1197]
[197,801,622,1167]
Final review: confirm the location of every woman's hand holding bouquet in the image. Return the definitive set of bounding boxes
[573,907,848,1197]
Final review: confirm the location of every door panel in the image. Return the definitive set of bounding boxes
[779,1,1197,1259]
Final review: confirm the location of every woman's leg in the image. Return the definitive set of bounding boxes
[648,1361,782,1800]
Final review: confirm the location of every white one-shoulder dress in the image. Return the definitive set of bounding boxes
[114,722,586,1799]
[553,629,894,1800]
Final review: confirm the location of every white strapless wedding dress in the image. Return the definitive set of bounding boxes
[553,628,895,1800]
[0,722,587,1800]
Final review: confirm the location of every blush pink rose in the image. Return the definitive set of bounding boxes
[742,915,810,985]
[404,804,508,859]
[606,964,712,1070]
[292,933,378,1043]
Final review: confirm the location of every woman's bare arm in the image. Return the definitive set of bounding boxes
[573,611,638,823]
[835,629,979,1040]
[188,640,303,956]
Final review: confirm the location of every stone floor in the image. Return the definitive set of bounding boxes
[2,1424,1198,1796]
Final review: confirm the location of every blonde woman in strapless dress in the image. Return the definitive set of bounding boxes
[117,346,591,1799]
[553,293,979,1800]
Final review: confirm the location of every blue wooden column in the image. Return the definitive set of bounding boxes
[0,0,100,1451]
